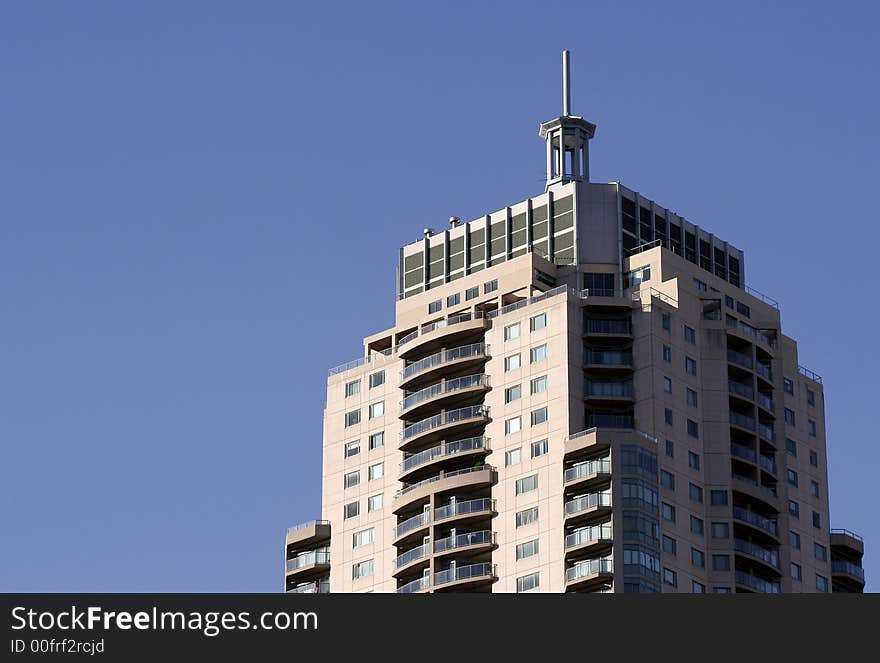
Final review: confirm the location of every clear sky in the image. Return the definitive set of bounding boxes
[1,1,877,592]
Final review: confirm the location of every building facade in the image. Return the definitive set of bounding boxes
[284,52,866,594]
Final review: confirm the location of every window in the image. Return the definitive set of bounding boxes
[368,401,384,419]
[345,410,361,427]
[736,301,750,318]
[684,325,696,344]
[691,548,705,567]
[516,507,538,527]
[531,439,548,458]
[345,380,361,398]
[690,516,704,536]
[687,420,699,438]
[530,344,547,363]
[665,440,674,458]
[688,451,700,470]
[344,470,360,489]
[369,431,384,450]
[661,313,671,331]
[714,587,732,594]
[810,480,820,498]
[786,469,798,487]
[712,522,730,539]
[369,370,385,389]
[687,388,698,407]
[816,574,829,593]
[505,384,522,403]
[788,500,800,518]
[352,528,374,548]
[809,450,818,467]
[504,322,521,341]
[484,279,498,294]
[516,539,540,560]
[466,286,479,300]
[663,376,672,393]
[791,563,802,581]
[505,448,522,467]
[712,555,731,571]
[504,353,521,372]
[689,483,703,503]
[428,300,442,314]
[692,581,706,593]
[352,559,373,580]
[531,407,548,426]
[662,535,677,555]
[784,408,795,425]
[447,293,460,307]
[664,408,674,425]
[344,501,360,519]
[368,462,384,481]
[661,470,675,489]
[661,502,676,522]
[783,378,794,395]
[685,356,697,376]
[710,490,728,506]
[530,375,548,394]
[663,568,678,587]
[790,531,801,549]
[786,438,797,456]
[806,388,815,406]
[725,295,734,309]
[625,266,652,289]
[516,474,538,495]
[808,420,817,437]
[530,313,547,332]
[344,440,361,458]
[814,543,827,562]
[693,278,707,292]
[367,493,383,512]
[516,572,540,592]
[662,345,671,362]
[505,416,522,435]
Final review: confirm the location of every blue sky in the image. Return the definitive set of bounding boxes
[1,1,877,591]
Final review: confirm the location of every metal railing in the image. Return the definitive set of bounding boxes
[831,528,864,542]
[730,442,757,462]
[631,287,678,307]
[735,571,780,593]
[727,349,754,370]
[756,392,774,411]
[732,506,778,536]
[565,490,612,516]
[759,454,777,474]
[744,285,780,309]
[756,362,772,381]
[286,549,330,572]
[728,381,754,400]
[400,374,489,412]
[401,342,488,381]
[394,543,431,569]
[435,498,495,522]
[798,365,823,384]
[393,512,430,539]
[730,411,756,431]
[395,464,494,498]
[584,349,633,366]
[287,579,330,594]
[434,562,496,586]
[401,404,489,441]
[585,318,632,334]
[397,576,431,594]
[565,523,613,549]
[565,557,613,582]
[585,380,634,398]
[398,311,487,348]
[400,436,488,474]
[831,560,865,580]
[485,285,568,320]
[734,539,779,567]
[286,520,329,535]
[758,422,775,442]
[586,413,634,429]
[726,316,773,346]
[564,458,612,483]
[624,238,662,257]
[328,346,395,377]
[434,530,495,554]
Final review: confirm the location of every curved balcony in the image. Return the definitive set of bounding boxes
[728,380,755,405]
[732,474,779,510]
[399,374,490,420]
[730,441,757,464]
[727,349,754,372]
[563,490,612,526]
[434,497,496,526]
[563,457,612,492]
[734,538,780,573]
[434,530,495,556]
[393,465,496,513]
[564,523,612,559]
[756,392,775,415]
[730,411,756,433]
[393,542,431,576]
[398,312,489,360]
[399,436,489,482]
[399,342,489,390]
[732,506,779,540]
[759,454,777,476]
[392,511,431,545]
[584,380,634,404]
[726,317,774,350]
[735,570,780,594]
[400,404,490,451]
[565,556,614,591]
[758,422,775,444]
[584,318,632,339]
[434,562,496,591]
[285,548,330,580]
[397,576,431,594]
[583,349,633,372]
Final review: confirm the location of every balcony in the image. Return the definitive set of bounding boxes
[586,413,634,429]
[563,457,612,491]
[563,490,612,525]
[285,520,331,548]
[730,411,756,432]
[584,318,632,337]
[728,381,754,401]
[735,571,780,593]
[393,543,431,574]
[732,506,779,537]
[399,342,489,389]
[397,576,430,594]
[583,349,633,369]
[732,474,779,507]
[758,422,775,443]
[400,404,490,449]
[394,465,495,512]
[434,562,496,590]
[565,557,614,591]
[399,436,488,481]
[434,497,496,524]
[727,349,754,371]
[434,530,495,555]
[759,454,777,475]
[585,380,634,402]
[398,312,489,359]
[399,374,490,418]
[756,362,773,383]
[734,539,779,569]
[727,316,774,347]
[831,560,866,582]
[393,511,431,543]
[285,549,330,575]
[564,523,613,558]
[287,579,330,594]
[730,442,757,463]
[756,392,774,413]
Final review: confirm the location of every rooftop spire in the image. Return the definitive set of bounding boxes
[562,49,571,117]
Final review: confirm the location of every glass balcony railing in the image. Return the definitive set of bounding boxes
[727,349,754,370]
[564,458,612,483]
[564,490,612,516]
[286,519,330,535]
[287,579,330,594]
[393,512,430,539]
[434,530,494,554]
[286,549,330,572]
[400,374,489,411]
[565,557,613,582]
[401,404,489,441]
[759,454,777,474]
[585,380,634,397]
[756,392,774,411]
[758,423,775,441]
[730,411,756,431]
[397,576,430,594]
[756,362,772,381]
[396,465,494,498]
[398,312,487,348]
[728,381,755,400]
[586,413,634,428]
[565,523,613,549]
[586,319,632,334]
[394,543,431,569]
[727,317,773,346]
[401,343,488,381]
[434,497,495,522]
[734,539,779,567]
[732,506,778,536]
[735,571,780,593]
[730,442,757,462]
[832,560,865,580]
[584,350,633,366]
[434,562,495,586]
[400,436,488,474]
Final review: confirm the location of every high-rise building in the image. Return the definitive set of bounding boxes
[284,52,866,594]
